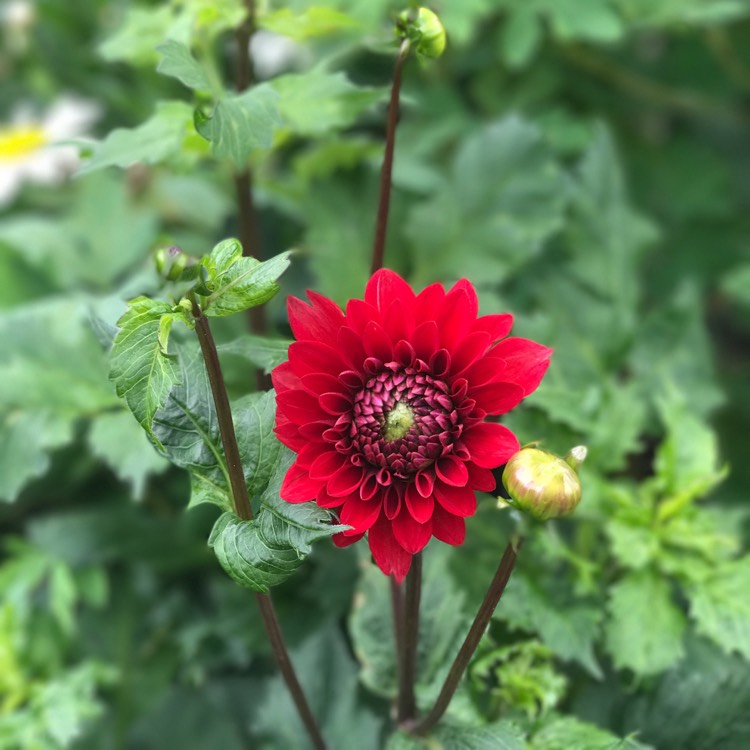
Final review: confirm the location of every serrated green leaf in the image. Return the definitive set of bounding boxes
[497,572,603,678]
[99,6,188,64]
[688,556,750,659]
[532,715,650,750]
[87,410,169,500]
[387,720,525,750]
[218,335,291,374]
[197,84,281,166]
[109,297,187,446]
[80,101,193,174]
[407,116,566,286]
[208,447,345,592]
[201,248,292,318]
[606,570,686,676]
[156,40,210,90]
[272,70,386,136]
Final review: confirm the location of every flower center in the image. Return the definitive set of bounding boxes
[347,363,461,481]
[383,401,415,442]
[0,125,47,160]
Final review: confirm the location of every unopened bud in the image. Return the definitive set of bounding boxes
[501,446,586,521]
[397,7,446,60]
[155,245,193,281]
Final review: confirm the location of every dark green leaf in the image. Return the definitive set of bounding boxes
[218,335,291,374]
[387,720,525,750]
[532,715,651,750]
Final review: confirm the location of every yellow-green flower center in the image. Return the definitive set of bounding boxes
[0,125,47,160]
[383,401,415,443]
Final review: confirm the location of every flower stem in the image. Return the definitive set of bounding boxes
[371,39,410,275]
[407,537,524,736]
[398,551,422,722]
[390,576,407,714]
[233,0,269,389]
[191,300,327,750]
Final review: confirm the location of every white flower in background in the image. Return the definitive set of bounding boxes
[250,30,305,79]
[1,0,37,54]
[0,95,99,207]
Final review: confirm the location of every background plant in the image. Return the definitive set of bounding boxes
[1,0,749,748]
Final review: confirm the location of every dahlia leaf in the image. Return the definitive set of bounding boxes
[79,101,193,174]
[605,570,686,676]
[688,557,750,660]
[209,448,346,593]
[387,720,525,750]
[217,335,291,374]
[156,40,210,91]
[195,84,281,167]
[530,716,651,750]
[109,297,190,448]
[199,243,292,318]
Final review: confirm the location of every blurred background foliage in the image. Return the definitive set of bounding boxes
[1,0,749,748]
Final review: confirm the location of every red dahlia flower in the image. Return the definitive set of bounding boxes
[272,270,551,582]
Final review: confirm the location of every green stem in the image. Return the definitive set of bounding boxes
[398,551,422,722]
[407,537,524,736]
[371,39,410,275]
[191,300,327,750]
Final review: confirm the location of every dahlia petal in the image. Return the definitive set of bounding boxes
[437,283,475,349]
[434,482,477,517]
[489,337,553,395]
[470,382,525,415]
[464,357,506,389]
[392,507,433,554]
[297,420,332,441]
[384,299,412,342]
[450,331,491,377]
[414,470,434,498]
[472,313,513,342]
[431,504,466,546]
[368,514,413,582]
[308,290,346,331]
[414,282,445,326]
[365,268,416,315]
[327,463,365,497]
[360,471,379,501]
[405,482,434,523]
[383,486,401,519]
[271,361,298,393]
[296,441,326,468]
[287,294,344,342]
[274,422,307,452]
[411,320,439,361]
[435,455,469,486]
[309,450,347,480]
[462,422,520,468]
[276,389,325,425]
[363,321,393,362]
[332,530,365,547]
[301,372,348,396]
[317,485,347,508]
[289,341,345,378]
[429,349,451,378]
[394,339,416,367]
[346,298,382,333]
[280,462,324,503]
[319,391,353,416]
[339,495,383,534]
[338,326,368,371]
[466,461,497,492]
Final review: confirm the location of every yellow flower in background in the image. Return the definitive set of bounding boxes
[0,95,99,207]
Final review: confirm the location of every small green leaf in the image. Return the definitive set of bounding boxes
[208,447,345,592]
[688,556,750,659]
[258,6,362,40]
[218,335,291,374]
[109,297,189,446]
[80,101,193,174]
[386,721,525,750]
[197,84,281,166]
[531,715,651,750]
[605,570,686,676]
[156,40,210,90]
[200,243,292,318]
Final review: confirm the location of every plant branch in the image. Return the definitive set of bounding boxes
[390,576,407,717]
[408,537,524,736]
[371,39,410,275]
[191,300,327,750]
[398,551,422,723]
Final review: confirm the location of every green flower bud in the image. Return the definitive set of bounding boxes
[155,245,192,282]
[501,446,586,521]
[397,7,446,60]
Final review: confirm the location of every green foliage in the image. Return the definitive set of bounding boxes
[156,40,210,91]
[209,448,345,593]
